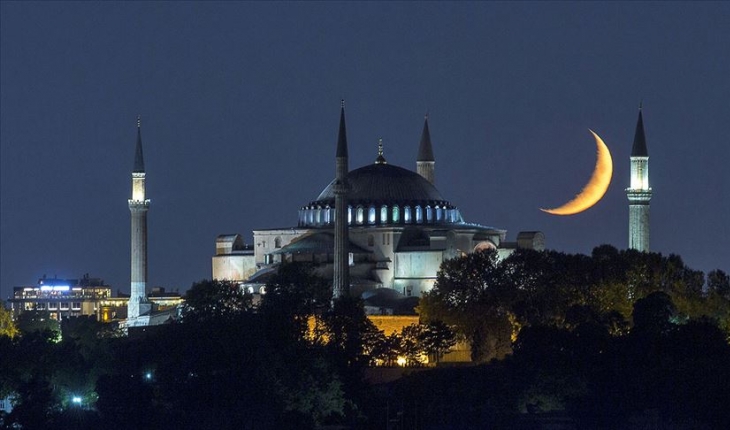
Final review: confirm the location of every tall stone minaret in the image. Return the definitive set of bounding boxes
[417,114,435,184]
[626,105,651,252]
[128,116,150,319]
[332,101,350,300]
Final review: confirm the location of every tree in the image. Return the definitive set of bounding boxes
[182,279,253,322]
[0,302,18,338]
[15,310,61,340]
[419,321,457,364]
[632,291,676,335]
[707,269,730,298]
[261,262,331,342]
[420,250,516,362]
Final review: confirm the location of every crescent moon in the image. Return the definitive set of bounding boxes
[540,130,613,216]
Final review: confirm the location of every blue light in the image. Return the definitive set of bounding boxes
[72,396,82,404]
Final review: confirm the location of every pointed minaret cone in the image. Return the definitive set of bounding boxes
[631,106,648,157]
[417,114,435,184]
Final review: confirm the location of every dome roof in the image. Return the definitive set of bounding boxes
[313,163,446,206]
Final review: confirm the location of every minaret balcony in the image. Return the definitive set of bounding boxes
[128,199,151,208]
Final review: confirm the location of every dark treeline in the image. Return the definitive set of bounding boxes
[1,246,729,429]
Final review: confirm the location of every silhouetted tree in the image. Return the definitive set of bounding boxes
[181,279,253,322]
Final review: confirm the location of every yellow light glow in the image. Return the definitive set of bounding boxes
[396,356,407,367]
[541,130,613,216]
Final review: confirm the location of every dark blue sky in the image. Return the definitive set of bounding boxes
[2,2,729,298]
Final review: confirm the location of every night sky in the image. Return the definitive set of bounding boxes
[2,2,729,299]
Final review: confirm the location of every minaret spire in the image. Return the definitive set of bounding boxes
[128,116,151,323]
[133,115,145,173]
[333,100,350,299]
[417,114,435,184]
[626,104,652,252]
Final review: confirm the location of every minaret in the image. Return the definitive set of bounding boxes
[417,114,435,184]
[626,105,652,252]
[332,101,350,299]
[128,116,150,319]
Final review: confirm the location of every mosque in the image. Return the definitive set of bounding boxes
[212,103,545,307]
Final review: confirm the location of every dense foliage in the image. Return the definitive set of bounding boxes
[1,249,728,429]
[420,246,730,362]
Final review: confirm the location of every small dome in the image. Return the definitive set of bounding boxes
[314,163,445,206]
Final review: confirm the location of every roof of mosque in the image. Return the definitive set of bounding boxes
[311,162,448,207]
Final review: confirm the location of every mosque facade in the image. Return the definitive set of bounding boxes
[212,106,544,300]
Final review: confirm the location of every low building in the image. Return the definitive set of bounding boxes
[9,275,184,323]
[9,274,112,321]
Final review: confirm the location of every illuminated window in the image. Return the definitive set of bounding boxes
[381,205,388,224]
[348,252,354,266]
[426,206,433,223]
[415,206,423,223]
[324,206,331,224]
[368,206,376,224]
[72,302,81,310]
[392,206,400,223]
[314,207,321,225]
[356,206,364,224]
[404,206,411,223]
[436,206,443,222]
[347,206,352,224]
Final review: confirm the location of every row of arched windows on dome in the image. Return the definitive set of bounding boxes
[298,204,462,227]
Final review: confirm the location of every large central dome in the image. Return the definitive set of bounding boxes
[316,163,445,205]
[298,161,463,228]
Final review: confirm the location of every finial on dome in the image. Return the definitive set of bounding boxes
[375,137,387,164]
[137,115,141,129]
[341,99,345,109]
[639,100,643,110]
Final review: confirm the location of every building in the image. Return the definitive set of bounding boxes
[8,274,183,323]
[213,105,544,305]
[626,105,651,252]
[9,274,112,321]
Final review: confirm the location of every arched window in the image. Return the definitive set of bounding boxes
[347,206,353,224]
[307,209,314,225]
[368,206,376,224]
[404,206,412,223]
[392,205,400,223]
[323,206,331,225]
[314,207,321,225]
[436,206,443,222]
[381,205,388,224]
[415,206,423,224]
[274,237,282,248]
[426,205,433,223]
[356,206,364,225]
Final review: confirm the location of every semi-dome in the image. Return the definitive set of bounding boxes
[298,162,464,228]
